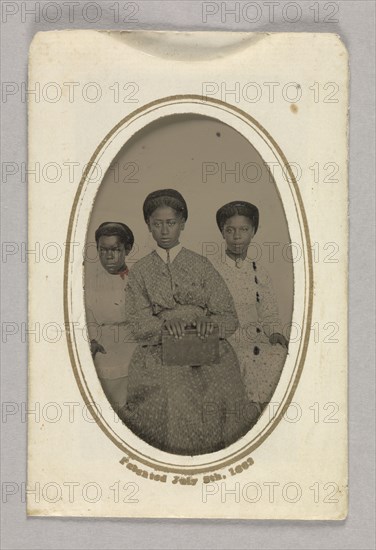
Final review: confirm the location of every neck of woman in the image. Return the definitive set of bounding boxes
[106,263,127,275]
[225,249,248,262]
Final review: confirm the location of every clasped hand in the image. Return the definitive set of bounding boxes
[163,317,214,340]
[269,332,289,349]
[90,339,106,358]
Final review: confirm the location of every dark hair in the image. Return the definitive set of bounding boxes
[95,222,134,250]
[216,201,259,234]
[143,189,188,222]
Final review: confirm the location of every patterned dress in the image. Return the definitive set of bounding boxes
[210,254,288,411]
[118,247,253,455]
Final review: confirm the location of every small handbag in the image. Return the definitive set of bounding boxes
[162,325,220,366]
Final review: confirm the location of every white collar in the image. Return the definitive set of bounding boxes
[155,242,183,264]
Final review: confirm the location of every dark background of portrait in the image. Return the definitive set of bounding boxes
[85,114,294,328]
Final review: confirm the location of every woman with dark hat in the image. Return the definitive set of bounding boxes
[211,201,288,415]
[118,189,252,455]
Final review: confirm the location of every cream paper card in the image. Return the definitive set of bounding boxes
[28,31,348,519]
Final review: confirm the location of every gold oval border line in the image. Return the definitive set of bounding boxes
[64,95,313,475]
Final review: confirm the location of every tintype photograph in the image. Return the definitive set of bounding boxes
[27,30,348,519]
[84,115,293,456]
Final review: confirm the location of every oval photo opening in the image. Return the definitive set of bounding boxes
[83,113,294,457]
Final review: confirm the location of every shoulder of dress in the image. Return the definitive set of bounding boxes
[127,252,156,273]
[207,255,223,271]
[185,248,215,268]
[180,247,198,258]
[86,262,109,287]
[178,247,205,262]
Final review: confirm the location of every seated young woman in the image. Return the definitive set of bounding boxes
[210,201,289,415]
[118,189,253,455]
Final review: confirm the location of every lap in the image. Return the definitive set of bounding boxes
[120,341,252,454]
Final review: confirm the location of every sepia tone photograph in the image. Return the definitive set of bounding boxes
[3,0,376,542]
[84,114,293,456]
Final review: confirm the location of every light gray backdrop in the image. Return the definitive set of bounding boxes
[86,114,294,328]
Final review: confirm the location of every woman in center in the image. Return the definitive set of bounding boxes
[119,189,252,455]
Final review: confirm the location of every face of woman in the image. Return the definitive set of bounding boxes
[98,235,127,274]
[222,215,255,256]
[148,206,185,249]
